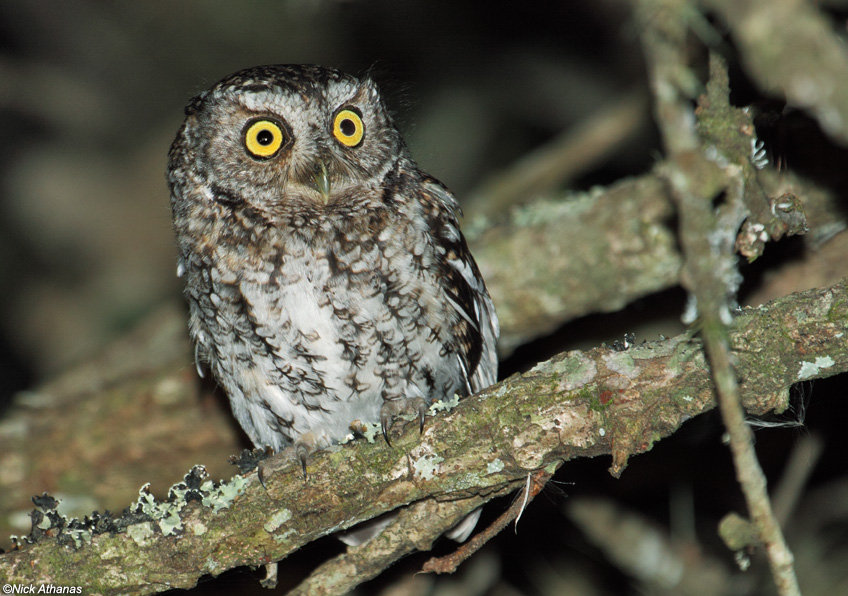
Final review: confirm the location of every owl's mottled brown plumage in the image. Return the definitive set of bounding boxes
[168,64,498,462]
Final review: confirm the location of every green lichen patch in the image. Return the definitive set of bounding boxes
[127,521,155,546]
[135,469,220,538]
[486,458,505,474]
[412,453,444,481]
[510,193,596,228]
[200,474,248,514]
[186,519,208,536]
[602,352,641,379]
[533,351,597,392]
[344,420,381,444]
[429,393,461,414]
[628,339,673,360]
[157,508,184,537]
[666,339,703,376]
[264,509,292,533]
[273,529,298,543]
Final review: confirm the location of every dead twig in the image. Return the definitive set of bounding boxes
[421,470,552,575]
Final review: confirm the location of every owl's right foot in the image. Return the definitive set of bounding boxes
[380,396,428,446]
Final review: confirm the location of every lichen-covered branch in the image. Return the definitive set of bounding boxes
[2,163,839,556]
[1,280,846,594]
[469,165,840,355]
[470,174,681,354]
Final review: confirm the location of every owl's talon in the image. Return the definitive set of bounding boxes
[418,401,428,434]
[380,413,393,447]
[380,397,429,445]
[257,461,269,489]
[295,443,310,479]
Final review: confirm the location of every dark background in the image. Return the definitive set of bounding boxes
[1,1,846,594]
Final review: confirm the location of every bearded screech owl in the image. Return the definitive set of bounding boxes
[168,65,498,472]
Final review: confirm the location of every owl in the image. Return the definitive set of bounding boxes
[168,65,498,471]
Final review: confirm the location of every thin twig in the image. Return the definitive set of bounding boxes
[288,496,490,596]
[635,1,801,593]
[704,328,800,596]
[421,470,552,575]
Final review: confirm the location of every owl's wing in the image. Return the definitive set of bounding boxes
[421,176,499,395]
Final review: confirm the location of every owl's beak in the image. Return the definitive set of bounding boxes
[311,163,331,203]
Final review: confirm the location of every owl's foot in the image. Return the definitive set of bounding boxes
[257,434,317,483]
[293,432,322,478]
[380,397,428,446]
[295,444,309,478]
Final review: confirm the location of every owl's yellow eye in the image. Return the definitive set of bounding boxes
[332,108,365,147]
[243,119,286,159]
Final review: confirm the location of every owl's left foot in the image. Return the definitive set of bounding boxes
[293,432,322,477]
[380,397,428,446]
[257,435,316,484]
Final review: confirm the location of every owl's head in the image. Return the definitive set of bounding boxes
[168,65,407,221]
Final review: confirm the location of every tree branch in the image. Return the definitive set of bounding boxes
[2,156,840,558]
[2,280,846,594]
[468,162,841,355]
[636,0,805,590]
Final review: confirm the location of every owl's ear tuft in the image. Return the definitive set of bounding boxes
[359,77,381,101]
[185,92,209,116]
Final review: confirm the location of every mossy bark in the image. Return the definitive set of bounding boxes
[1,281,845,594]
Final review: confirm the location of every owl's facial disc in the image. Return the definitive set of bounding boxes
[227,88,379,207]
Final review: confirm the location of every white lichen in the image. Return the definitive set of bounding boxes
[413,453,444,481]
[356,421,382,444]
[798,356,835,380]
[273,529,298,543]
[186,519,208,536]
[201,475,248,513]
[158,506,184,537]
[67,528,92,548]
[135,483,188,536]
[539,351,597,391]
[486,459,505,474]
[136,484,158,516]
[264,509,292,533]
[127,522,155,546]
[429,393,461,414]
[602,352,641,379]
